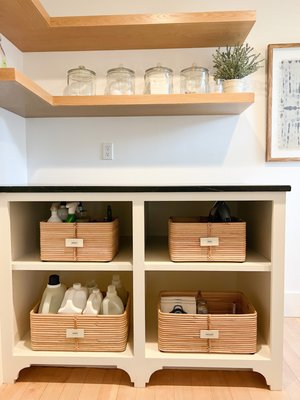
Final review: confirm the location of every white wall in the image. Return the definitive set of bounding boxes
[0,36,27,185]
[2,0,300,314]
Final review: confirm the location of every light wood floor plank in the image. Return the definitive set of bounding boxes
[78,368,105,400]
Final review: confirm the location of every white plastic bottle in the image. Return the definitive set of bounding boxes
[57,202,68,221]
[111,274,127,306]
[38,274,66,314]
[47,202,62,223]
[102,285,124,315]
[83,288,103,315]
[58,283,88,314]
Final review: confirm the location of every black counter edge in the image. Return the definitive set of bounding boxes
[0,185,292,193]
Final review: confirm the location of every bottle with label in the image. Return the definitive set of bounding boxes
[58,283,88,314]
[38,274,66,314]
[65,202,78,223]
[102,285,124,315]
[83,288,103,315]
[111,274,127,306]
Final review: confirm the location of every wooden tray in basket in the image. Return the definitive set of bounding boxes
[158,291,256,354]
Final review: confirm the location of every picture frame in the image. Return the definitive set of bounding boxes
[267,43,300,161]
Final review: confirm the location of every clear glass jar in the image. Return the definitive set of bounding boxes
[144,64,173,94]
[105,66,135,95]
[180,64,209,94]
[65,65,96,96]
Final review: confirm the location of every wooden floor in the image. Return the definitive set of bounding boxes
[0,318,299,400]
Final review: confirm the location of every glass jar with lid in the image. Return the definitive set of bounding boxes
[144,64,173,94]
[180,64,209,94]
[64,65,96,96]
[105,66,135,95]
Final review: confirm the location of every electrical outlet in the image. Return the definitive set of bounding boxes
[102,143,113,160]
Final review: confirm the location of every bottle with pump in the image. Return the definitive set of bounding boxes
[48,203,63,223]
[58,283,88,314]
[102,285,124,315]
[65,202,78,223]
[111,274,127,306]
[83,288,103,315]
[38,274,66,314]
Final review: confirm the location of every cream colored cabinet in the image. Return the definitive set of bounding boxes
[0,186,289,389]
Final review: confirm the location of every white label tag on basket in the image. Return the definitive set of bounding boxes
[65,238,84,248]
[66,329,85,338]
[200,330,219,339]
[200,237,219,247]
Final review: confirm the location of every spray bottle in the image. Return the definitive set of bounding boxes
[66,202,78,222]
[48,202,62,223]
[0,36,7,68]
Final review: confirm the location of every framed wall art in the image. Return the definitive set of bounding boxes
[267,43,300,161]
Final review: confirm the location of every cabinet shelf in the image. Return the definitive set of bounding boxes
[0,2,255,52]
[0,69,254,118]
[145,237,271,272]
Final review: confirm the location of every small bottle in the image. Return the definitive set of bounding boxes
[197,297,208,314]
[111,274,127,306]
[65,202,78,223]
[107,205,112,222]
[102,285,124,315]
[57,202,68,222]
[48,203,62,223]
[38,274,66,314]
[83,288,103,315]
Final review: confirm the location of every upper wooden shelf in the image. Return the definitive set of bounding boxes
[0,1,256,51]
[0,69,254,117]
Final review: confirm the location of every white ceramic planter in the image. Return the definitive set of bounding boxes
[223,79,244,93]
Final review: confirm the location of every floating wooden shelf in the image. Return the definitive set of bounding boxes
[0,69,254,117]
[0,1,256,51]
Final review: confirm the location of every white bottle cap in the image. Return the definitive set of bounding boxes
[107,285,116,294]
[73,283,82,290]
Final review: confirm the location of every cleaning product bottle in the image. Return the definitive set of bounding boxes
[57,202,68,222]
[83,288,103,315]
[102,285,124,315]
[111,274,127,306]
[0,36,7,68]
[38,274,66,314]
[86,279,98,295]
[65,202,78,223]
[47,202,62,223]
[58,283,88,314]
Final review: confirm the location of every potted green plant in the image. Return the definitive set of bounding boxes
[212,43,264,93]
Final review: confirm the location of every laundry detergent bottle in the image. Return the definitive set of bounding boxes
[83,288,103,315]
[102,285,124,315]
[38,274,66,314]
[58,283,88,314]
[111,274,128,306]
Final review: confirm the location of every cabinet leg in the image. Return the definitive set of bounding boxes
[2,361,31,383]
[253,366,283,390]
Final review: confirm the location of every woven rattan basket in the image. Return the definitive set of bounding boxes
[30,295,130,352]
[158,291,256,354]
[40,219,119,262]
[168,217,246,262]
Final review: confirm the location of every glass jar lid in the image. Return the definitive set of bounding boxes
[180,64,209,75]
[67,65,96,81]
[145,64,173,76]
[106,66,135,76]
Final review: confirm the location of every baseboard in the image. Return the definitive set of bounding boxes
[285,292,300,317]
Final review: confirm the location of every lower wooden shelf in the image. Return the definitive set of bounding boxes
[0,68,254,117]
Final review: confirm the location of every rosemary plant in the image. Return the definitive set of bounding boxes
[212,44,264,80]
